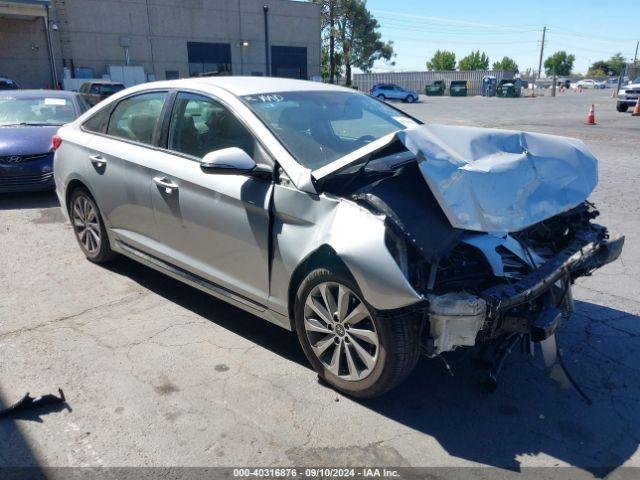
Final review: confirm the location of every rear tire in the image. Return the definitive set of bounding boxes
[617,102,629,112]
[68,187,115,264]
[295,268,421,398]
[377,94,386,101]
[405,95,416,103]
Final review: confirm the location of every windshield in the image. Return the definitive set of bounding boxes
[634,78,640,84]
[243,90,418,169]
[0,80,18,90]
[0,96,77,126]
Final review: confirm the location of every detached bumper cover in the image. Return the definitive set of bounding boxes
[481,231,624,311]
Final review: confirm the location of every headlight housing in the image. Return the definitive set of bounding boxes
[619,89,626,95]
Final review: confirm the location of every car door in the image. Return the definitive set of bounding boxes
[83,90,169,252]
[148,91,273,306]
[392,85,404,99]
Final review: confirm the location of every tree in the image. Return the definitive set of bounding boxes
[315,0,394,86]
[321,46,343,81]
[426,50,456,71]
[544,51,575,76]
[588,60,609,76]
[492,56,519,73]
[587,54,627,77]
[608,52,627,76]
[346,1,394,79]
[459,50,490,71]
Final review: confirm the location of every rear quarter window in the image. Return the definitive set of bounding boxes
[82,107,110,133]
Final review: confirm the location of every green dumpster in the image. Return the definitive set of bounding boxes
[449,80,468,97]
[497,78,522,98]
[425,80,445,96]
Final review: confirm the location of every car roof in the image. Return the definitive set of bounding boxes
[132,77,353,97]
[0,89,79,98]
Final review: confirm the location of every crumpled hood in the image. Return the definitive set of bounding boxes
[397,124,598,233]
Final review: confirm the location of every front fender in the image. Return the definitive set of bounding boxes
[269,185,422,316]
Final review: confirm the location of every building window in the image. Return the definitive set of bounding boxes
[187,42,232,76]
[165,70,180,80]
[271,46,307,79]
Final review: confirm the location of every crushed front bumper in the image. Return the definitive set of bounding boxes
[479,229,625,340]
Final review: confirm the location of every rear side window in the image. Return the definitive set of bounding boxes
[106,92,167,145]
[82,106,110,133]
[89,84,100,94]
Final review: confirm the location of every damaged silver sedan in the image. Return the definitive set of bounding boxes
[54,78,624,398]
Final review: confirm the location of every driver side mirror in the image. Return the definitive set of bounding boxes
[200,147,272,178]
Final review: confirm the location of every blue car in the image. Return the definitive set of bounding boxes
[369,83,419,103]
[0,90,87,193]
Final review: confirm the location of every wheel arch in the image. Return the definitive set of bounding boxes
[64,178,90,211]
[287,244,356,326]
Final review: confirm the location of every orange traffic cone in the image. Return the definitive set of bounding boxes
[585,104,597,125]
[632,98,640,116]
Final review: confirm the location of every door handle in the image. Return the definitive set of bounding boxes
[89,154,106,167]
[153,176,179,193]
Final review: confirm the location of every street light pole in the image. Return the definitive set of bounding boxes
[44,4,59,88]
[263,5,270,76]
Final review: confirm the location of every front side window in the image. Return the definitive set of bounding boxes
[0,96,78,126]
[106,92,167,144]
[243,91,417,169]
[167,92,259,161]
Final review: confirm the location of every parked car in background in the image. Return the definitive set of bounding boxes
[575,79,604,89]
[0,90,87,192]
[53,77,623,398]
[370,83,419,103]
[617,77,640,112]
[79,80,125,106]
[0,75,19,90]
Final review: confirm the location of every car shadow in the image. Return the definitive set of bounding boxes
[356,300,640,476]
[104,257,307,366]
[0,191,59,210]
[105,257,639,476]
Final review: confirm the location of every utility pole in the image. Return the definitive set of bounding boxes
[534,26,547,97]
[634,41,639,64]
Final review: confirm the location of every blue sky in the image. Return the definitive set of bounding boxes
[364,0,639,75]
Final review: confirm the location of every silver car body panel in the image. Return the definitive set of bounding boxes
[269,184,422,315]
[54,78,424,332]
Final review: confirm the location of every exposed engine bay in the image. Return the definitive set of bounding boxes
[322,136,624,360]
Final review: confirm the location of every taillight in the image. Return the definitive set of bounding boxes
[52,134,62,151]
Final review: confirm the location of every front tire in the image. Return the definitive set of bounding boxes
[405,95,416,103]
[377,94,386,101]
[295,268,420,398]
[617,102,629,112]
[69,187,115,264]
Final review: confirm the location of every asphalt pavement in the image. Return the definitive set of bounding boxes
[1,88,639,478]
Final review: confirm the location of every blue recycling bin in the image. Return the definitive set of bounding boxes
[482,76,497,97]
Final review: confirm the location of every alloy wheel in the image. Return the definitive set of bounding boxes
[72,194,101,255]
[303,282,379,381]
